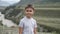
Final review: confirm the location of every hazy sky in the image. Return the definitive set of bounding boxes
[0,0,21,6]
[1,0,20,4]
[1,0,20,3]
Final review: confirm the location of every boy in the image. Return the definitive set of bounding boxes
[19,4,37,34]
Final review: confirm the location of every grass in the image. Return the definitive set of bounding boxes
[0,26,57,34]
[33,16,60,29]
[0,22,58,34]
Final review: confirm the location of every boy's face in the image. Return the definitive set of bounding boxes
[25,8,34,18]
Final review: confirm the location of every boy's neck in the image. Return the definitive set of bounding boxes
[26,16,32,19]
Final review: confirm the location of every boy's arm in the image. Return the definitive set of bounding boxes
[34,20,37,34]
[19,27,23,34]
[34,28,37,34]
[19,20,24,34]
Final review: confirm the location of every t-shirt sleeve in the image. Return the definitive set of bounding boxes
[19,20,24,27]
[34,20,37,28]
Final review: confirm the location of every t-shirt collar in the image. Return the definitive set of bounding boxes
[24,16,33,20]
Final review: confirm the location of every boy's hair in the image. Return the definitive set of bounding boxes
[25,4,34,10]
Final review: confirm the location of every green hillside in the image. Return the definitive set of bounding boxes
[0,0,60,33]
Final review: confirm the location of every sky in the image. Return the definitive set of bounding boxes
[1,0,20,3]
[0,0,21,6]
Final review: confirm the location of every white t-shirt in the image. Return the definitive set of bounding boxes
[19,16,37,34]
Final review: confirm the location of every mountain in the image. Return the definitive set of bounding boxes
[19,0,60,5]
[0,0,60,6]
[11,0,60,7]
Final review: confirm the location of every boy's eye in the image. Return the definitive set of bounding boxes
[26,10,29,12]
[26,10,32,12]
[30,10,32,12]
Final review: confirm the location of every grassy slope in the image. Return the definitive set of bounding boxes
[34,16,60,29]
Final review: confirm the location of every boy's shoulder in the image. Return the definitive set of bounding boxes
[32,18,36,22]
[20,17,36,22]
[20,17,25,22]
